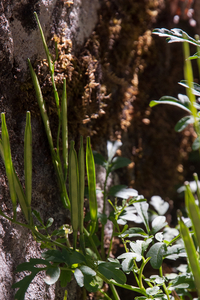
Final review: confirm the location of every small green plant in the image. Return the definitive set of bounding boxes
[150,28,200,150]
[2,14,200,300]
[150,28,200,299]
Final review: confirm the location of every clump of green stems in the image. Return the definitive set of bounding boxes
[1,15,200,300]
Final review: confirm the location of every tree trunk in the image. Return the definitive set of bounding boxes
[0,0,199,299]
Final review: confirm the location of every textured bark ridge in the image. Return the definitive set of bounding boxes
[0,0,199,299]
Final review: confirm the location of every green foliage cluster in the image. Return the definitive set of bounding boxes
[1,14,200,300]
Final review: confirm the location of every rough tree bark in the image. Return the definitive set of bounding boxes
[0,0,199,299]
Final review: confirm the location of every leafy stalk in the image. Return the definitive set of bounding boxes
[185,182,200,249]
[1,113,17,220]
[193,173,200,208]
[86,136,97,235]
[0,140,29,222]
[28,59,70,209]
[34,12,60,116]
[61,78,68,181]
[159,266,170,300]
[78,136,85,253]
[24,111,32,224]
[183,38,198,132]
[178,212,200,298]
[69,141,79,250]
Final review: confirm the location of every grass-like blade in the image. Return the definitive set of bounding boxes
[61,78,68,181]
[178,213,200,297]
[86,136,97,235]
[0,139,29,222]
[24,111,32,223]
[78,136,85,253]
[69,141,79,249]
[1,113,17,219]
[185,182,200,249]
[34,12,53,72]
[193,173,200,208]
[34,12,60,116]
[28,59,54,155]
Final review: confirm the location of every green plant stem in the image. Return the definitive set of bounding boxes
[138,258,151,292]
[107,225,115,259]
[166,233,181,247]
[183,38,200,150]
[99,289,113,300]
[195,35,200,78]
[83,227,101,259]
[56,120,61,154]
[108,280,146,296]
[132,261,140,287]
[109,283,120,300]
[101,169,110,259]
[96,270,146,298]
[159,266,170,300]
[194,173,200,208]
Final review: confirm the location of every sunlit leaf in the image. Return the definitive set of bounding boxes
[150,216,167,235]
[44,266,60,285]
[110,157,131,172]
[109,185,138,199]
[175,115,194,132]
[147,242,166,269]
[97,261,126,284]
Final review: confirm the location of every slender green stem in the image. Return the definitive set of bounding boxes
[138,258,151,292]
[166,234,181,247]
[159,266,170,300]
[98,289,113,300]
[108,280,147,296]
[109,284,120,300]
[132,261,140,287]
[101,170,109,259]
[96,270,146,296]
[56,120,61,155]
[142,274,153,287]
[194,173,200,208]
[83,227,101,259]
[107,226,115,259]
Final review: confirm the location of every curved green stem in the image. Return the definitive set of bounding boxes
[101,170,110,259]
[109,283,120,300]
[159,266,170,300]
[83,227,101,259]
[138,257,151,292]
